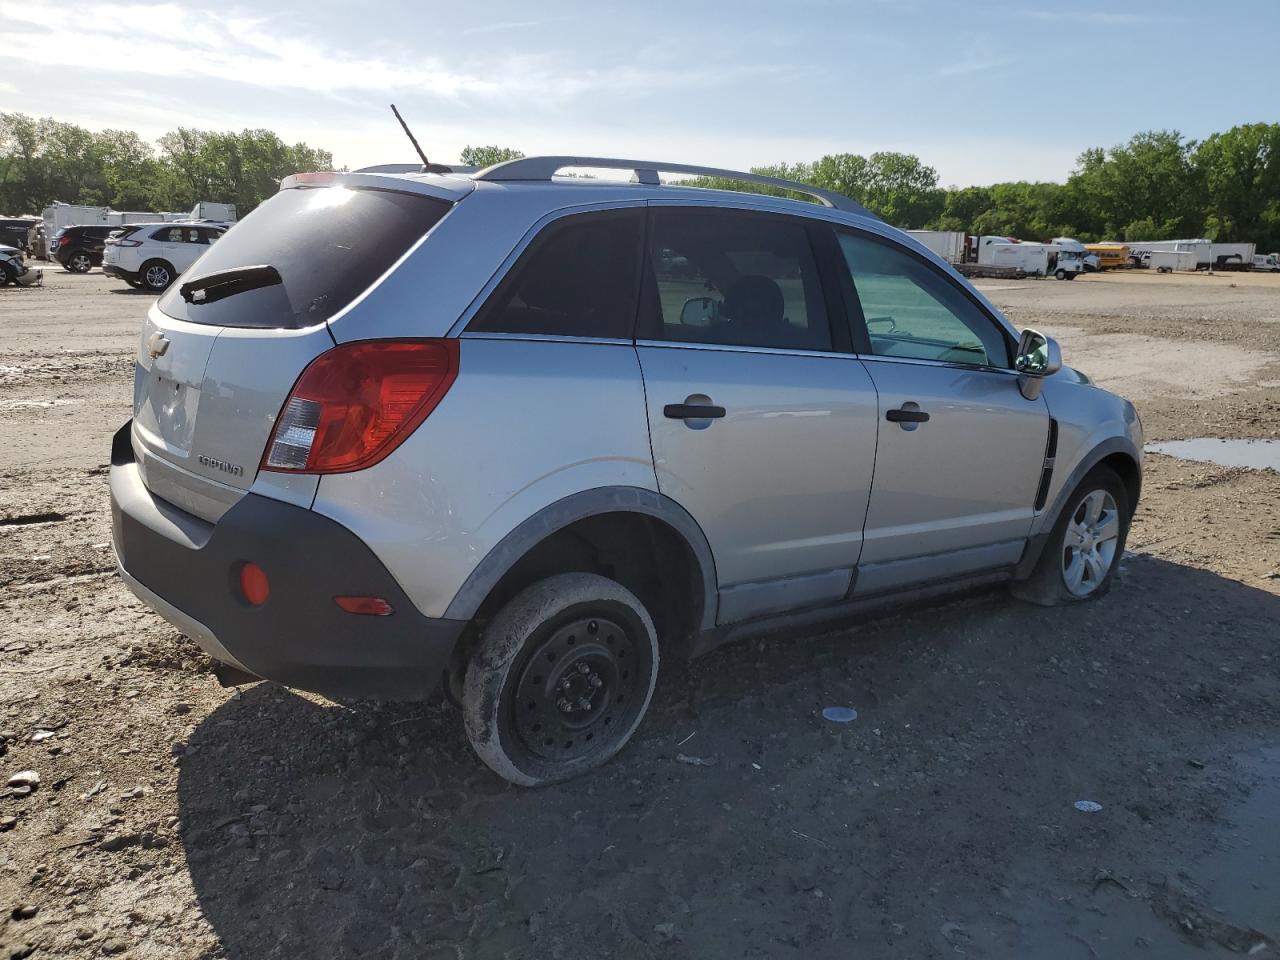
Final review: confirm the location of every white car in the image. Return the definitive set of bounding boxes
[103,222,225,291]
[1252,254,1280,273]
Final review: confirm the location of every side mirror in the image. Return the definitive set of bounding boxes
[1015,329,1061,400]
[679,296,718,327]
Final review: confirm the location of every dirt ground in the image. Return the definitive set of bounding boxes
[1,267,1278,960]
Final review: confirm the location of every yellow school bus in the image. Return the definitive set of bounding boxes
[1086,243,1131,270]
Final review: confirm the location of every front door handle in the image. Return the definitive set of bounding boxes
[664,402,726,420]
[886,408,930,423]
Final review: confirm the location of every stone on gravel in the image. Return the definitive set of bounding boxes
[7,770,40,788]
[102,940,127,955]
[12,904,39,920]
[0,815,16,830]
[98,832,141,852]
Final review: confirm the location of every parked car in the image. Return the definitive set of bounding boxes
[0,217,36,253]
[109,157,1143,786]
[0,244,42,287]
[49,225,117,272]
[103,222,226,291]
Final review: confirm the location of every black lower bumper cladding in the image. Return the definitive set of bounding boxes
[109,422,465,700]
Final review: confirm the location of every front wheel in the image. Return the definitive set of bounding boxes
[1012,466,1131,606]
[0,264,12,287]
[462,573,659,786]
[1055,268,1068,280]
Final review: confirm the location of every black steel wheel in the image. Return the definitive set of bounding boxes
[463,573,658,786]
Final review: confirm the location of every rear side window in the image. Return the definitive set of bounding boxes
[640,208,832,352]
[158,187,451,329]
[468,208,643,339]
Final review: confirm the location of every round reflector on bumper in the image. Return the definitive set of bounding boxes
[239,562,270,606]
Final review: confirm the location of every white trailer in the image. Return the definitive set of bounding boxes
[189,201,238,222]
[1148,250,1198,273]
[907,230,965,264]
[1210,242,1256,270]
[1124,239,1212,269]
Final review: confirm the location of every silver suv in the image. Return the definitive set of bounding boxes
[110,156,1142,785]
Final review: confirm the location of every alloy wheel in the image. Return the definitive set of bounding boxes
[1061,489,1120,597]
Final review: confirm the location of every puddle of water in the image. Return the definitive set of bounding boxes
[1147,438,1280,471]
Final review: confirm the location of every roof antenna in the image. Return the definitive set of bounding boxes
[390,104,453,174]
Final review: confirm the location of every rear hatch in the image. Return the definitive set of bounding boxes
[102,226,137,266]
[131,179,457,521]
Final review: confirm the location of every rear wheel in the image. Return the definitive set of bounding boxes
[462,573,659,786]
[67,251,92,273]
[1013,466,1130,606]
[141,260,174,291]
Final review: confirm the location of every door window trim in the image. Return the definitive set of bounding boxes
[636,205,855,356]
[830,225,1017,371]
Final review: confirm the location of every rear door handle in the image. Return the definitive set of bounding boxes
[886,408,930,423]
[664,403,726,420]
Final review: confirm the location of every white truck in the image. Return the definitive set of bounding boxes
[1050,237,1098,277]
[907,229,966,264]
[1252,253,1280,272]
[977,236,1083,279]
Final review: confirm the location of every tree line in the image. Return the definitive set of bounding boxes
[0,113,333,216]
[4,115,1278,251]
[681,125,1280,250]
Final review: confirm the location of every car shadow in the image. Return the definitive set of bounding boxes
[177,557,1280,959]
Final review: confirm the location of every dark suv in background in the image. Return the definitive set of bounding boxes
[50,225,116,273]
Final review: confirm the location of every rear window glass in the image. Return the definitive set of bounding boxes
[157,186,451,329]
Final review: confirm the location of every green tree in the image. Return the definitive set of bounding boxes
[1193,123,1280,249]
[459,145,525,168]
[1066,131,1205,239]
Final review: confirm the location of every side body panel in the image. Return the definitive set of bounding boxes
[856,359,1049,585]
[638,344,880,593]
[310,337,658,619]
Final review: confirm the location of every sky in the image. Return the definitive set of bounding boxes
[2,0,1278,187]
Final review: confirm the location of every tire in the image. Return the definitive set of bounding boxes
[66,251,93,273]
[1012,466,1131,606]
[1055,268,1068,280]
[462,573,659,787]
[0,264,12,287]
[140,260,175,291]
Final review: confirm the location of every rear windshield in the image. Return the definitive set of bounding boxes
[157,186,452,329]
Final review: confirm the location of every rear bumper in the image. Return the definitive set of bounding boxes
[102,264,138,283]
[109,421,466,700]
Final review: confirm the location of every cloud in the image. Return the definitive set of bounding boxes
[0,1,787,107]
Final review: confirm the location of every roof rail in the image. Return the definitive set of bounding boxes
[472,156,871,216]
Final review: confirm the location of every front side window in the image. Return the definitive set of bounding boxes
[642,208,831,351]
[838,231,1009,367]
[468,208,643,339]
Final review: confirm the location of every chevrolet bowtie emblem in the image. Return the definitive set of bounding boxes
[147,332,170,359]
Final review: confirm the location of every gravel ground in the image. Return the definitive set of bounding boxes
[1,268,1278,959]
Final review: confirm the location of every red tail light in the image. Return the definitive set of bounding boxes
[262,339,458,474]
